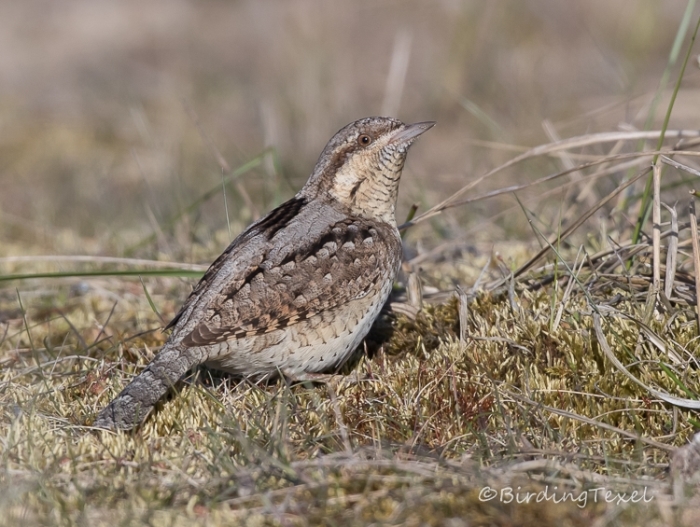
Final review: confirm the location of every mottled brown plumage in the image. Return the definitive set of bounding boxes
[94,116,434,430]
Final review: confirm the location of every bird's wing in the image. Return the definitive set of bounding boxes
[164,196,309,332]
[167,199,400,348]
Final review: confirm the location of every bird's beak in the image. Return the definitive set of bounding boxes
[388,121,436,146]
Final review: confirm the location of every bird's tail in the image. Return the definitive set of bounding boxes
[93,344,205,430]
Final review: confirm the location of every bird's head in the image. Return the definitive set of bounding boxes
[301,116,435,224]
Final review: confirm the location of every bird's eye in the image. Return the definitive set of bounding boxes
[358,134,372,146]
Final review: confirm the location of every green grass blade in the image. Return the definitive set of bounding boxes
[631,9,700,245]
[0,269,203,283]
[658,362,697,399]
[140,276,164,324]
[126,150,270,254]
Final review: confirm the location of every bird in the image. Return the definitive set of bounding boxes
[94,116,435,430]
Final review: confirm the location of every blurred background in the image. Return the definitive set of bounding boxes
[1,0,698,267]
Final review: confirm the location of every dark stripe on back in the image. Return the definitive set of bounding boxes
[255,196,307,239]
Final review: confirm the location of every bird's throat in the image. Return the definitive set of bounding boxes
[328,160,401,224]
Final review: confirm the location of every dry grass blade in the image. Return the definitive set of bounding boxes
[598,305,684,365]
[502,168,650,285]
[652,162,662,298]
[184,100,260,219]
[672,433,700,498]
[592,312,700,410]
[456,285,469,343]
[661,155,700,178]
[690,193,700,331]
[381,29,412,117]
[552,247,584,332]
[402,131,700,228]
[406,272,423,309]
[406,155,649,266]
[437,151,653,212]
[663,202,679,300]
[542,118,577,174]
[505,390,676,452]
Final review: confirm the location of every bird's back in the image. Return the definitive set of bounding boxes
[167,195,401,375]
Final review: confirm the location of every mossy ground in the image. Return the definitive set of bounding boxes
[3,2,700,525]
[3,241,700,526]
